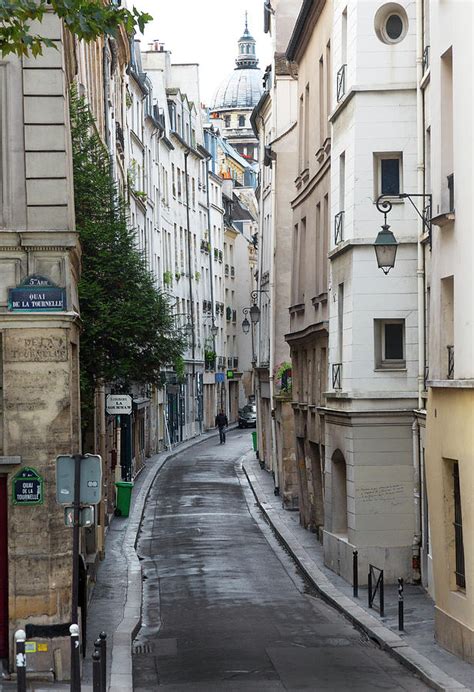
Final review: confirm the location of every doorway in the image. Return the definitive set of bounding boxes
[0,476,8,660]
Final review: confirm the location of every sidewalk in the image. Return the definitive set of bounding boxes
[242,451,473,692]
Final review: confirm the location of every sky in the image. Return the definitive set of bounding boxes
[132,0,272,105]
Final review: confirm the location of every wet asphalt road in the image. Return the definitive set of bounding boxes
[133,430,429,691]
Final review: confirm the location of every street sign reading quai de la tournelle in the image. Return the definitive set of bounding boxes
[106,394,132,415]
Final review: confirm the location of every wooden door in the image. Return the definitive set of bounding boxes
[0,475,8,659]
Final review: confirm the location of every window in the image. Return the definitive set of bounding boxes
[374,319,405,369]
[224,115,231,128]
[374,153,402,197]
[238,115,245,127]
[374,4,408,44]
[453,462,465,589]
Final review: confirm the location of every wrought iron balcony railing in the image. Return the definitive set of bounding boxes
[447,173,454,213]
[447,345,454,380]
[332,363,342,390]
[422,45,430,72]
[336,64,347,102]
[334,210,344,245]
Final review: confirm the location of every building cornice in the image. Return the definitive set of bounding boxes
[329,83,417,124]
[285,320,328,345]
[328,236,417,260]
[286,0,326,63]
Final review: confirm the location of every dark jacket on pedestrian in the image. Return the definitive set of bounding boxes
[215,413,228,429]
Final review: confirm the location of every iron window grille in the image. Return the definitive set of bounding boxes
[230,266,235,277]
[447,345,454,379]
[453,463,465,589]
[225,264,229,276]
[233,357,239,368]
[332,363,342,390]
[337,64,347,102]
[334,211,344,244]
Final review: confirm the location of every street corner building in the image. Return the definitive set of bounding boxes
[0,11,81,677]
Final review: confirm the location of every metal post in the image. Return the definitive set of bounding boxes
[380,570,385,617]
[92,649,101,692]
[71,454,82,626]
[70,623,81,692]
[398,578,404,631]
[368,568,372,608]
[353,550,358,598]
[15,629,26,692]
[99,631,107,692]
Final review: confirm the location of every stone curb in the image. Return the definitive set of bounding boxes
[107,428,223,692]
[242,459,469,692]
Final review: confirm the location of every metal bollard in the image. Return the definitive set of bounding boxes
[379,571,385,617]
[92,649,101,692]
[398,577,404,631]
[99,631,107,692]
[353,550,358,598]
[15,629,26,692]
[70,623,81,692]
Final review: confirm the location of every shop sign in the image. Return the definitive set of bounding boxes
[106,394,132,415]
[8,274,66,312]
[226,370,235,379]
[12,467,44,506]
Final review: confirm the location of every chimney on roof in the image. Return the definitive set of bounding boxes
[148,40,165,52]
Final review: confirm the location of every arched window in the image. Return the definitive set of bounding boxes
[331,449,348,534]
[238,115,246,127]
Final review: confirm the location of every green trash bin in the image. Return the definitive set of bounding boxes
[115,481,134,517]
[251,431,257,452]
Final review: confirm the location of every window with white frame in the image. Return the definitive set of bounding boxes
[374,319,406,369]
[374,153,403,197]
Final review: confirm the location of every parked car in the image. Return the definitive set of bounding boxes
[238,404,257,428]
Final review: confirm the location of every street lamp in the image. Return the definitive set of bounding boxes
[375,193,432,274]
[249,303,260,324]
[210,323,218,337]
[242,316,250,334]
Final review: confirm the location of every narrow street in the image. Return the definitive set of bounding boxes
[132,431,430,692]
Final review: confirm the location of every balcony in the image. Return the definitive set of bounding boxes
[334,210,344,245]
[225,264,229,277]
[230,266,235,278]
[226,306,232,322]
[447,345,454,380]
[336,64,346,102]
[332,363,342,390]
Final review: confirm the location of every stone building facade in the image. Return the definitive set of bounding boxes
[0,12,81,673]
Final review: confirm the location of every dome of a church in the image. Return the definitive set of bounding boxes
[210,18,263,112]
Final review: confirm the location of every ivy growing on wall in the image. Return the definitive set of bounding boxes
[70,88,185,427]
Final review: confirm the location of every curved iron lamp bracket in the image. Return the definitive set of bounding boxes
[376,193,433,248]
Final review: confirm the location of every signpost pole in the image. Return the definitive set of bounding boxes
[71,454,82,691]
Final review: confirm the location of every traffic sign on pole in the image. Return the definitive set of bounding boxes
[56,454,102,505]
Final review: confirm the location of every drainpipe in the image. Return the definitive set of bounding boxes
[412,0,424,581]
[269,156,279,494]
[204,151,217,426]
[255,116,266,466]
[184,150,197,435]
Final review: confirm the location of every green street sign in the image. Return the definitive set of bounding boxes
[12,467,44,506]
[226,370,235,379]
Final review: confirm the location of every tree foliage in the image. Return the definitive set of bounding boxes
[0,0,152,57]
[70,88,185,413]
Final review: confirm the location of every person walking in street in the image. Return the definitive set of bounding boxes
[215,410,228,444]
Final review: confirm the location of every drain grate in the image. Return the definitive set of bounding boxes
[133,642,154,655]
